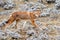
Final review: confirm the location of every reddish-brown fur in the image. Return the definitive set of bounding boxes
[0,10,41,30]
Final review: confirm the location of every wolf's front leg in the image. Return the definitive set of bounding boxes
[30,19,38,28]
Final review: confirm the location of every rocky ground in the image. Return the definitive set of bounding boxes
[0,0,60,40]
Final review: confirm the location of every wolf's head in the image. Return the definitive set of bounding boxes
[33,9,41,17]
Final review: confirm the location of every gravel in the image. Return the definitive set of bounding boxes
[0,0,60,40]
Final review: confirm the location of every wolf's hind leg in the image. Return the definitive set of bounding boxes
[15,19,20,29]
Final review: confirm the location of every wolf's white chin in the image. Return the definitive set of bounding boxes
[35,14,39,17]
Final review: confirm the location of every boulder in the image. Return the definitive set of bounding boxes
[0,0,6,7]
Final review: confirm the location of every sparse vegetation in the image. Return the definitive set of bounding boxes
[0,0,60,40]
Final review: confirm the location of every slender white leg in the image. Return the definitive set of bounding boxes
[23,21,27,28]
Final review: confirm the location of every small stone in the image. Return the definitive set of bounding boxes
[0,0,6,7]
[46,0,56,3]
[3,3,15,10]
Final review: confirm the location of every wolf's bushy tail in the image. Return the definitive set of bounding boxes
[0,15,15,30]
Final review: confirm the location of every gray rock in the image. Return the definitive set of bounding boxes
[19,2,47,11]
[37,0,43,3]
[0,10,13,15]
[3,3,15,10]
[34,3,47,9]
[55,3,60,9]
[0,30,7,39]
[40,12,50,17]
[26,36,34,40]
[55,0,60,9]
[50,8,60,14]
[38,32,49,40]
[6,0,13,3]
[46,0,56,3]
[6,29,21,38]
[0,0,6,7]
[26,30,35,35]
[40,8,51,17]
[55,35,60,40]
[54,25,60,34]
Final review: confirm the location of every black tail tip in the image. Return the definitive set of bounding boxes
[0,20,7,27]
